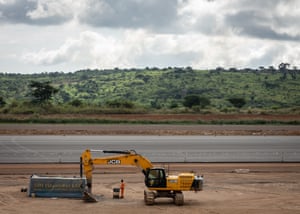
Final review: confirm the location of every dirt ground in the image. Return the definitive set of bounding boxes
[1,123,300,135]
[0,117,299,213]
[0,163,300,214]
[1,113,300,135]
[1,113,299,122]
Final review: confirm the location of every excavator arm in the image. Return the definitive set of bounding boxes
[80,149,153,192]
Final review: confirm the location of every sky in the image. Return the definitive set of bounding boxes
[1,0,300,74]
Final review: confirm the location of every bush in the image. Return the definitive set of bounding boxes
[69,99,83,107]
[228,98,246,108]
[0,97,6,108]
[183,95,200,108]
[183,95,210,108]
[199,97,211,108]
[106,99,135,109]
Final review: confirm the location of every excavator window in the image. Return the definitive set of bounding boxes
[145,168,166,188]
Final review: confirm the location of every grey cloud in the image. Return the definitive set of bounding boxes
[135,51,199,68]
[0,0,72,25]
[0,1,35,23]
[79,0,179,30]
[193,13,218,35]
[232,0,282,9]
[223,0,300,41]
[225,10,300,41]
[248,47,281,68]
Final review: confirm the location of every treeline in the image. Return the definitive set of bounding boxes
[0,64,299,114]
[2,62,299,76]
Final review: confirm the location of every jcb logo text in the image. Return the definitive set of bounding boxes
[107,159,121,165]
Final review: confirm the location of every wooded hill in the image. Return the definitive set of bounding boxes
[0,66,299,114]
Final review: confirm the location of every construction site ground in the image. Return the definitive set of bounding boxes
[0,121,299,213]
[0,163,300,214]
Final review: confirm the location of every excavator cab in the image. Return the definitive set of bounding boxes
[145,168,166,188]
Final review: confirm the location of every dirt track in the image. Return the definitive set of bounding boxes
[1,124,300,135]
[1,113,300,135]
[0,163,300,214]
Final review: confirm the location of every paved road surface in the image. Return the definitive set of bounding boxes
[0,136,299,163]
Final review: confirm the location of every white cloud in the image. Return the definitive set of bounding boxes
[20,27,300,71]
[26,0,73,20]
[22,30,147,69]
[178,0,230,34]
[1,0,300,73]
[273,1,300,37]
[0,0,15,4]
[272,43,300,67]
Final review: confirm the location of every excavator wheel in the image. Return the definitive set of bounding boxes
[174,192,184,206]
[144,190,155,205]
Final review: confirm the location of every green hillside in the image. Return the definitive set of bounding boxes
[0,67,299,113]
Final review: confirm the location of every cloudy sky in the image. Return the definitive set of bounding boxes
[1,0,300,73]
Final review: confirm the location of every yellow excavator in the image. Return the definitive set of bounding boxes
[80,149,204,205]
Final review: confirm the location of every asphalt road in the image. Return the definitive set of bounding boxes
[0,136,299,163]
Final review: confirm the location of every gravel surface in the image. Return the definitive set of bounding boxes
[0,163,300,214]
[1,124,299,135]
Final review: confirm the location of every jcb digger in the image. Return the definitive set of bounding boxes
[80,149,203,205]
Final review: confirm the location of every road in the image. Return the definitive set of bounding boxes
[0,135,299,163]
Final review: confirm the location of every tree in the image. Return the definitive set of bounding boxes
[291,66,297,79]
[0,96,6,108]
[183,95,200,108]
[106,99,134,108]
[228,98,246,108]
[259,66,265,72]
[198,97,211,108]
[278,63,290,80]
[183,95,210,108]
[69,99,83,107]
[29,81,58,104]
[268,66,276,74]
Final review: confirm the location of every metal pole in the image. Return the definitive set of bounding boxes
[80,157,83,177]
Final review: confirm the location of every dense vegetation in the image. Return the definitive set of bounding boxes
[0,66,299,114]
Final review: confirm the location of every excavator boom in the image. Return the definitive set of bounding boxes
[80,149,153,189]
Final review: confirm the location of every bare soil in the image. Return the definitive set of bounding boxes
[0,163,300,214]
[1,123,300,135]
[1,113,299,121]
[0,114,299,213]
[1,113,299,135]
